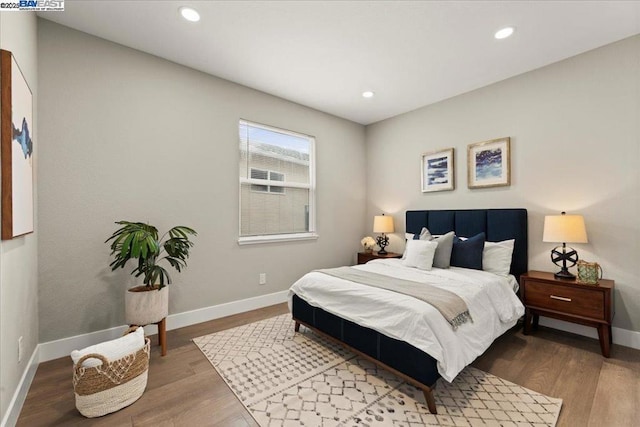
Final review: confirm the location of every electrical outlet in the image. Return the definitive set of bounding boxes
[18,336,23,363]
[259,273,267,285]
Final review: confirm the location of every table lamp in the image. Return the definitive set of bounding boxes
[373,214,394,255]
[543,211,588,278]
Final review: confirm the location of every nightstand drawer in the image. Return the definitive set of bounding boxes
[524,280,604,320]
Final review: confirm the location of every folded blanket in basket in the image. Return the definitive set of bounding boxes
[71,327,145,368]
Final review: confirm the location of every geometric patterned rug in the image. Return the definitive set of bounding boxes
[194,314,562,426]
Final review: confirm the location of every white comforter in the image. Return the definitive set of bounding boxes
[288,258,525,382]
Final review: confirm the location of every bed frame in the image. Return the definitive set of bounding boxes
[292,208,528,414]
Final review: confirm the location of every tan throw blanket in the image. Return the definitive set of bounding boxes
[315,266,473,330]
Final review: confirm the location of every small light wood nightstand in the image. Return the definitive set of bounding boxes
[520,270,614,357]
[357,251,402,265]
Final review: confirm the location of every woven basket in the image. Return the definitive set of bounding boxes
[73,334,150,418]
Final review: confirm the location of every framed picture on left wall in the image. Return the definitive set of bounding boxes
[421,148,455,192]
[1,49,34,240]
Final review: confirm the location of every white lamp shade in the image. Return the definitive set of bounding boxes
[373,215,394,233]
[543,214,588,243]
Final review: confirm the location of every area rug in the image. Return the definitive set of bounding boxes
[194,314,562,426]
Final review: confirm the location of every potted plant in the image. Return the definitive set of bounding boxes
[106,221,197,326]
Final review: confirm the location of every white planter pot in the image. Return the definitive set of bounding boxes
[125,286,169,326]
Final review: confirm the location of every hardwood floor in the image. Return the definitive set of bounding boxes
[17,303,640,426]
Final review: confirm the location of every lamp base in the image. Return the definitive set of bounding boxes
[376,234,389,256]
[550,244,578,280]
[554,268,576,279]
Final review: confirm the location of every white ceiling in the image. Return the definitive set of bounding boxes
[39,1,640,125]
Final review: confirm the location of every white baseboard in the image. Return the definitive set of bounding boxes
[38,289,289,363]
[538,318,640,350]
[166,289,289,332]
[1,346,40,427]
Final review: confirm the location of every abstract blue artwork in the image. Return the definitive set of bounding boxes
[427,156,449,185]
[13,117,33,159]
[422,148,455,192]
[475,148,502,180]
[1,49,34,239]
[467,138,510,189]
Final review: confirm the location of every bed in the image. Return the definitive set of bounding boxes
[289,208,528,414]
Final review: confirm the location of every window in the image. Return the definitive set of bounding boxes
[239,120,316,244]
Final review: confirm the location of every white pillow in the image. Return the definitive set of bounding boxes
[483,239,515,276]
[402,233,416,259]
[402,227,434,259]
[71,327,146,368]
[402,239,438,271]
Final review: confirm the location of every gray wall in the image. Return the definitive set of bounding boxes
[0,11,38,421]
[366,35,640,332]
[37,19,366,342]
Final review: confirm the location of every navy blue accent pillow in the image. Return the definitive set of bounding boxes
[451,232,486,270]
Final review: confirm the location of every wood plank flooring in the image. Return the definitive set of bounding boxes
[17,303,640,426]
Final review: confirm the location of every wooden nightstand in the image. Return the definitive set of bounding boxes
[357,251,402,265]
[521,270,614,357]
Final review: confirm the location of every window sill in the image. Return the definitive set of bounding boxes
[238,232,319,245]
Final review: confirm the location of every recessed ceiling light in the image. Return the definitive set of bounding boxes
[362,91,375,98]
[494,27,515,40]
[179,6,200,22]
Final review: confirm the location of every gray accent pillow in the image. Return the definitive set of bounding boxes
[431,231,454,268]
[418,228,454,269]
[417,227,432,240]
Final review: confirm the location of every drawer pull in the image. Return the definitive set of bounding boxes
[550,295,572,302]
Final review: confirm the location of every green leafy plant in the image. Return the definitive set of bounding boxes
[106,221,197,289]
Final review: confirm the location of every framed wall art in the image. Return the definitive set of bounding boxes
[1,49,34,240]
[421,148,454,193]
[467,137,510,189]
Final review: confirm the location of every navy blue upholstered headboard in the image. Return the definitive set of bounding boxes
[406,209,528,279]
